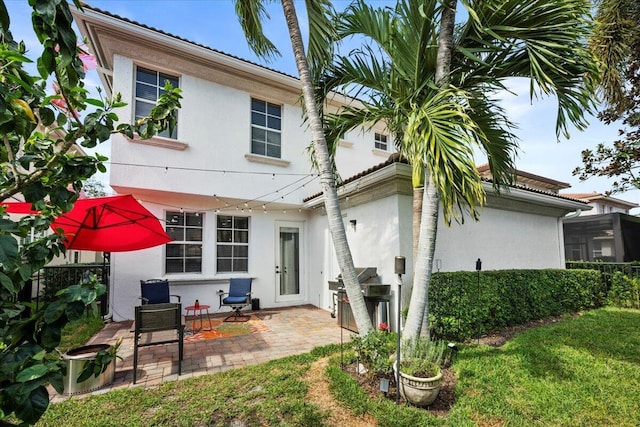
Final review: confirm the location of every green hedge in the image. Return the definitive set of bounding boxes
[429,269,605,341]
[608,272,640,309]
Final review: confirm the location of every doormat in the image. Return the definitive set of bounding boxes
[184,315,271,343]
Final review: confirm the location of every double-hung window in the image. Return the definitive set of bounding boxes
[165,212,202,273]
[135,66,180,139]
[251,98,282,158]
[216,215,249,273]
[374,132,388,151]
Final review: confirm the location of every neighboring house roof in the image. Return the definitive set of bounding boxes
[477,163,571,193]
[561,192,639,210]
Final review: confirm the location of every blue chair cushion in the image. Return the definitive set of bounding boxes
[223,296,249,305]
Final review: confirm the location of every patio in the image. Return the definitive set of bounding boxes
[51,305,348,403]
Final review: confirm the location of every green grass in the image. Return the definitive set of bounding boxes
[57,311,106,353]
[37,308,640,426]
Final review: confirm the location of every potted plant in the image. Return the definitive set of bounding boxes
[394,337,448,406]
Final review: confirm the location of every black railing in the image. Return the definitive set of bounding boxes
[35,263,110,317]
[565,261,640,290]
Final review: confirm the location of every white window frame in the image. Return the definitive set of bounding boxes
[135,66,180,139]
[216,215,249,273]
[165,211,203,273]
[251,98,282,158]
[374,132,388,151]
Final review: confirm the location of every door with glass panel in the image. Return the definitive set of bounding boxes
[275,221,304,302]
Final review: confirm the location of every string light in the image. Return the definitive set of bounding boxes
[138,173,323,218]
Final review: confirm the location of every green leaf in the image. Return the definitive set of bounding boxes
[39,107,55,126]
[43,300,66,323]
[15,386,49,425]
[84,98,105,107]
[0,271,15,293]
[16,365,48,382]
[0,1,9,33]
[0,235,19,270]
[40,323,62,349]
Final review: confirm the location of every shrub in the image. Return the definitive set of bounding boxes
[351,326,397,377]
[429,269,605,341]
[608,272,640,309]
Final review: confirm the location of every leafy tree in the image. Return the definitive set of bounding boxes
[574,0,640,193]
[82,177,110,198]
[0,0,180,424]
[234,0,372,334]
[323,0,599,339]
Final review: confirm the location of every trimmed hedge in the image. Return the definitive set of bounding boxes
[429,269,605,341]
[608,272,640,309]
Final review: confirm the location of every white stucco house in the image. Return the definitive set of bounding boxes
[72,4,589,324]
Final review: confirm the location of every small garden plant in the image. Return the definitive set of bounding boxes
[351,322,396,378]
[399,337,449,378]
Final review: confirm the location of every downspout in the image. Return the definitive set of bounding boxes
[564,209,582,219]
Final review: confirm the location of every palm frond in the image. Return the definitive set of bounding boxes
[234,0,280,61]
[305,0,336,79]
[405,87,486,224]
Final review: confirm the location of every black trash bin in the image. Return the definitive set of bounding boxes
[251,298,260,311]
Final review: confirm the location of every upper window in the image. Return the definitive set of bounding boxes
[374,133,388,151]
[165,212,202,273]
[251,98,282,158]
[216,215,249,273]
[135,66,180,139]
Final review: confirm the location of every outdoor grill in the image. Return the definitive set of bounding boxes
[328,267,391,333]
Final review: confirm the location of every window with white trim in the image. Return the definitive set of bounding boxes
[135,66,180,139]
[374,132,388,150]
[216,215,249,273]
[251,98,282,158]
[165,212,202,273]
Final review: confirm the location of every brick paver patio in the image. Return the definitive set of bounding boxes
[51,305,349,402]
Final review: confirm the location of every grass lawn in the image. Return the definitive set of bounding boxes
[37,307,640,426]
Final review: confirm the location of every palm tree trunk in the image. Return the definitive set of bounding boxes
[280,0,372,335]
[404,177,439,338]
[404,0,457,340]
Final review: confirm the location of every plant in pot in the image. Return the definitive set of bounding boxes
[395,337,448,406]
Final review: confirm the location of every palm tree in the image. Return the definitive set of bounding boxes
[323,0,599,339]
[233,0,372,335]
[589,0,640,116]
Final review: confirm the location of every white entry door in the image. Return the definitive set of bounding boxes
[275,221,304,302]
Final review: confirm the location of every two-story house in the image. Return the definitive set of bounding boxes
[72,4,589,323]
[561,192,640,262]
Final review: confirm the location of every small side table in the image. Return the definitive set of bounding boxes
[185,304,213,333]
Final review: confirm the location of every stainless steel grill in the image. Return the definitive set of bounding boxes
[328,267,391,332]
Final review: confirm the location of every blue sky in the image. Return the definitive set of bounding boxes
[5,0,639,208]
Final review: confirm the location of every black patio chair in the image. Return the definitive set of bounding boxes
[218,278,252,322]
[140,279,181,304]
[133,302,185,384]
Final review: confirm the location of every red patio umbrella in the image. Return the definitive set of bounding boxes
[3,194,172,252]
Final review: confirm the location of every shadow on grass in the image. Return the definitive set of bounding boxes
[455,308,640,382]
